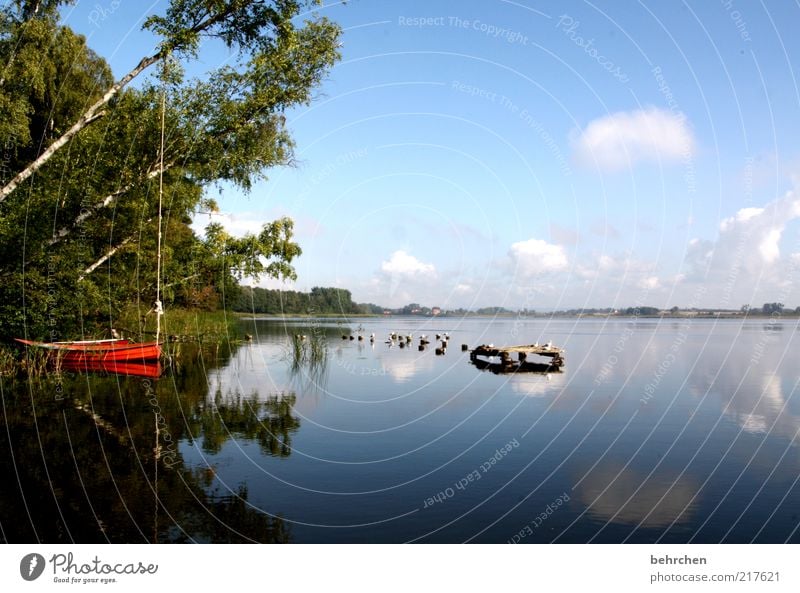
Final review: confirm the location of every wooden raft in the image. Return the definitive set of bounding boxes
[470,343,564,370]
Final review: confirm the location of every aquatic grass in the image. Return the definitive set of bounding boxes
[286,332,329,386]
[115,306,241,344]
[0,344,52,377]
[114,306,249,366]
[0,346,17,376]
[290,334,304,363]
[308,331,329,367]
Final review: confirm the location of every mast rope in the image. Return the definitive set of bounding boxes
[155,60,166,344]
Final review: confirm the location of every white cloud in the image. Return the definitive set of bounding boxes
[572,107,694,171]
[381,250,436,278]
[682,187,800,304]
[719,207,764,232]
[363,250,439,307]
[191,211,263,237]
[509,238,568,276]
[598,254,616,270]
[549,223,579,246]
[759,228,782,264]
[509,374,565,398]
[638,276,661,290]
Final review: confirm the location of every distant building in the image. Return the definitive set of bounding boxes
[432,307,441,316]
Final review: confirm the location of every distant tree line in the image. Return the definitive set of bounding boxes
[622,306,661,316]
[234,286,366,315]
[232,292,800,318]
[740,303,800,315]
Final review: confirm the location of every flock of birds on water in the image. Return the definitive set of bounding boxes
[290,328,556,377]
[340,329,456,355]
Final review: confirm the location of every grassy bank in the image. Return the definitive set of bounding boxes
[0,344,51,377]
[0,308,244,376]
[115,306,242,343]
[232,311,380,319]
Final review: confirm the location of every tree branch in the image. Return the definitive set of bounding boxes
[0,52,163,202]
[164,273,200,288]
[48,160,175,247]
[78,236,135,282]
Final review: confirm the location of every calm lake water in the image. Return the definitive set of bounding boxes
[3,317,800,543]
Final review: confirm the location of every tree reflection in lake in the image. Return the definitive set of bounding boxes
[190,391,300,458]
[0,341,298,543]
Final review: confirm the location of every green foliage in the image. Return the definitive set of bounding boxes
[623,306,661,316]
[0,9,111,171]
[287,331,328,380]
[475,306,512,315]
[0,364,294,542]
[0,1,341,339]
[762,302,784,315]
[194,391,300,457]
[234,286,364,315]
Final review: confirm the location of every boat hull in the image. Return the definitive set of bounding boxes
[15,338,162,362]
[60,359,163,378]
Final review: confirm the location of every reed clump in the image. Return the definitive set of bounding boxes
[287,332,329,378]
[0,344,51,377]
[116,306,241,344]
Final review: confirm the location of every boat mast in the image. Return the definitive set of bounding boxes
[155,62,165,345]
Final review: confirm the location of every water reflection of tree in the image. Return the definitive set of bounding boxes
[189,391,300,457]
[0,369,296,543]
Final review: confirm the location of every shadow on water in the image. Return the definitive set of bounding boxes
[470,357,564,375]
[0,340,300,543]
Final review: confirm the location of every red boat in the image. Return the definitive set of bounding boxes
[15,338,161,362]
[59,358,163,378]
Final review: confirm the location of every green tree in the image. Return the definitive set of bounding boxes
[762,302,784,315]
[0,1,341,338]
[1,0,340,201]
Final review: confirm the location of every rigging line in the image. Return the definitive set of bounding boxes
[155,63,165,345]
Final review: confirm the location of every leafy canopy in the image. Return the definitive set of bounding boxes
[0,0,341,338]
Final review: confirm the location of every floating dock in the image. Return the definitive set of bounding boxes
[470,343,564,371]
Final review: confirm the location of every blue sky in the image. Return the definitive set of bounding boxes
[63,1,800,310]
